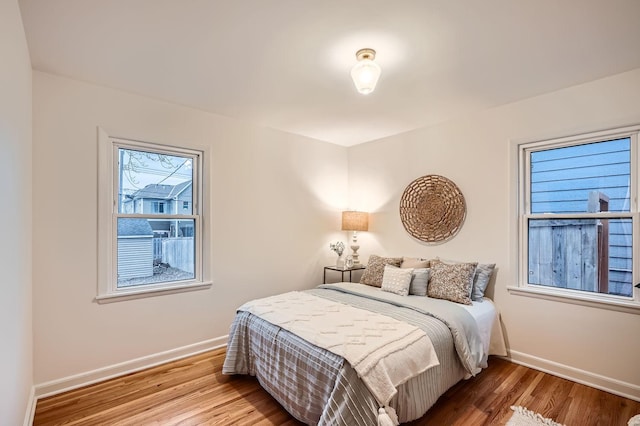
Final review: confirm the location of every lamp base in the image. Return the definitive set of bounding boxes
[350,244,361,266]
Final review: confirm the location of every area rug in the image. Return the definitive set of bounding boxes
[506,406,565,426]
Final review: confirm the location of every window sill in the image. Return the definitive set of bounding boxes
[96,281,212,304]
[507,285,640,315]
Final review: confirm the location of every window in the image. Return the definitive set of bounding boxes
[152,201,165,213]
[97,128,211,302]
[514,125,639,311]
[183,201,189,210]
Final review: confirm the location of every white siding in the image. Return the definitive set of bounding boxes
[117,237,154,280]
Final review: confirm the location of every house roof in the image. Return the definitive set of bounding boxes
[118,218,154,237]
[130,181,191,200]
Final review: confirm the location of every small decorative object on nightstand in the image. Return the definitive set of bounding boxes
[323,264,366,284]
[341,211,369,266]
[345,255,354,269]
[329,241,346,268]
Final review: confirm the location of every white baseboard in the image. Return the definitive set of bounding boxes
[34,335,228,400]
[505,350,640,402]
[23,386,36,426]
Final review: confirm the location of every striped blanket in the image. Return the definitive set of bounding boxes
[236,291,439,410]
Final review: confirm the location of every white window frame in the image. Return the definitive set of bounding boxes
[509,124,640,314]
[97,127,211,303]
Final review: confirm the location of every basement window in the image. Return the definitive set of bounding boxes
[97,128,211,302]
[510,125,640,313]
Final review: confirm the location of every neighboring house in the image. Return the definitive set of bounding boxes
[123,181,192,214]
[122,181,194,238]
[117,218,154,281]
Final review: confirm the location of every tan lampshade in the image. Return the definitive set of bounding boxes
[341,211,369,232]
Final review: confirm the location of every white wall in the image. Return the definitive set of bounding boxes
[0,0,33,422]
[348,68,640,397]
[32,71,348,385]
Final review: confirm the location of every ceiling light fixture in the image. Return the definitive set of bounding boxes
[350,48,381,95]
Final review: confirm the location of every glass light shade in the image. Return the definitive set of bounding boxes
[350,59,381,95]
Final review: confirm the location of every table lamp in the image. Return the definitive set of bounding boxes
[341,211,369,266]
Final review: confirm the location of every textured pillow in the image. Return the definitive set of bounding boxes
[381,265,413,296]
[360,255,403,287]
[401,257,429,269]
[430,258,471,297]
[471,263,496,301]
[427,261,477,305]
[409,268,430,296]
[432,258,495,301]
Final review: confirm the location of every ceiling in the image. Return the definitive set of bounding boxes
[18,0,640,146]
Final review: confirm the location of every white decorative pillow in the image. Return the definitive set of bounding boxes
[409,268,430,296]
[381,265,413,296]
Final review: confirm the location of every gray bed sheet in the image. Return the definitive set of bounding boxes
[223,285,470,425]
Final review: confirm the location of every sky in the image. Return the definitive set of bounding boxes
[120,148,192,194]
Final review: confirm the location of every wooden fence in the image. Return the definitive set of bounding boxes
[153,238,163,262]
[529,219,601,291]
[159,237,194,274]
[528,191,610,293]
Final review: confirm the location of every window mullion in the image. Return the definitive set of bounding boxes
[526,212,633,220]
[117,213,198,220]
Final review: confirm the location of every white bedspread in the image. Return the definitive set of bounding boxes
[238,291,439,407]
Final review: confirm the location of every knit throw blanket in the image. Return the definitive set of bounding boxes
[238,291,439,409]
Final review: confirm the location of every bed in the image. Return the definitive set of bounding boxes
[223,279,506,425]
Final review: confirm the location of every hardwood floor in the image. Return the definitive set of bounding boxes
[34,348,640,425]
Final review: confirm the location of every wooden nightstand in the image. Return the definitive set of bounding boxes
[323,265,366,284]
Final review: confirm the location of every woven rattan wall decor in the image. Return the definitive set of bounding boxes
[399,174,466,244]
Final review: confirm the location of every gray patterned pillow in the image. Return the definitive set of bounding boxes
[381,265,413,296]
[409,268,430,296]
[427,261,477,305]
[360,255,403,287]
